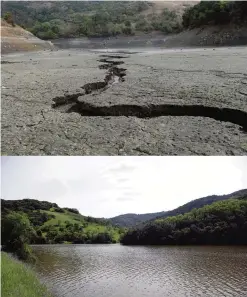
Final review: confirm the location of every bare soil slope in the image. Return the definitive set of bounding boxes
[1,20,55,54]
[164,24,247,47]
[142,1,198,16]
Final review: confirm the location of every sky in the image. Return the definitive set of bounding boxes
[1,157,247,218]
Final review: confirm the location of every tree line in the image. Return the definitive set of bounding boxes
[1,1,182,39]
[182,1,247,28]
[121,197,247,245]
[2,195,247,262]
[1,199,124,261]
[2,1,247,40]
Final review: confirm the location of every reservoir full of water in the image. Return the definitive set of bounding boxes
[33,244,247,297]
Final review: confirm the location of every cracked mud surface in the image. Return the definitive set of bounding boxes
[1,47,247,155]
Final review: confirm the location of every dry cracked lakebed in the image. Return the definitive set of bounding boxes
[1,47,247,155]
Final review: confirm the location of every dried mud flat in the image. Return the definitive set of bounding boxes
[1,47,247,155]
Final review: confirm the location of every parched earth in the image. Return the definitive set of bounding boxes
[1,47,247,155]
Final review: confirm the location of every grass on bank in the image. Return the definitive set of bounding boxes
[1,252,52,297]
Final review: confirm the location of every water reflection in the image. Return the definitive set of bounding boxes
[32,245,247,297]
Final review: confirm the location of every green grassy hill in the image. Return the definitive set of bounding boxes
[39,209,122,243]
[1,199,124,244]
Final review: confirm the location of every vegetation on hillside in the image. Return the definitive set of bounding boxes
[110,189,247,227]
[183,1,247,28]
[1,252,52,297]
[1,212,36,261]
[154,189,247,220]
[2,189,246,256]
[2,1,247,41]
[110,211,166,227]
[1,1,183,39]
[1,199,124,253]
[3,11,15,26]
[121,197,247,245]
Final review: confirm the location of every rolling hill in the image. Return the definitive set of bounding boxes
[1,199,123,244]
[121,196,247,245]
[155,189,247,220]
[2,189,246,243]
[1,1,196,40]
[110,189,247,227]
[2,1,246,48]
[109,211,167,228]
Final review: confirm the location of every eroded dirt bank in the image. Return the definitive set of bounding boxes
[164,25,247,48]
[1,47,247,155]
[1,20,55,54]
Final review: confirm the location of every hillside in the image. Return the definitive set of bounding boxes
[110,211,167,227]
[121,195,247,245]
[110,189,247,227]
[164,24,247,47]
[1,199,123,244]
[155,189,247,220]
[1,1,195,39]
[164,0,247,47]
[2,1,247,48]
[1,19,54,54]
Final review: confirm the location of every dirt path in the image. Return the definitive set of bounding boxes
[1,47,247,155]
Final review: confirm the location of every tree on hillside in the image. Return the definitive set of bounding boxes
[3,12,15,26]
[91,232,113,243]
[182,1,247,28]
[1,1,184,38]
[121,198,247,245]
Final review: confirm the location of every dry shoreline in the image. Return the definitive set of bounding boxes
[1,19,55,54]
[1,46,247,155]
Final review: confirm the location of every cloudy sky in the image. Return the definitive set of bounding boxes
[1,157,247,218]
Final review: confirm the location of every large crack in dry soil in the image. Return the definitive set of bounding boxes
[52,54,247,132]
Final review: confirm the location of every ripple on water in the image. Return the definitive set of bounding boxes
[32,245,247,297]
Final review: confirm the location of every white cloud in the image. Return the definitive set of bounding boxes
[1,157,246,218]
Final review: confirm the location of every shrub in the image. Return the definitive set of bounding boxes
[3,12,15,26]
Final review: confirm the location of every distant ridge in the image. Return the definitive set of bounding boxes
[110,189,247,227]
[154,189,247,220]
[110,211,167,228]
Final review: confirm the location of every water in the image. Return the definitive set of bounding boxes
[32,244,247,297]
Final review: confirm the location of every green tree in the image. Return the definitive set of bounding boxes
[121,198,247,245]
[1,212,35,261]
[3,12,14,26]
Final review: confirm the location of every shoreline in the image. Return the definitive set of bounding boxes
[1,252,52,297]
[1,44,247,59]
[2,24,247,55]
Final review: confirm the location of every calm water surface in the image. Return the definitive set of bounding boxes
[32,244,247,297]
